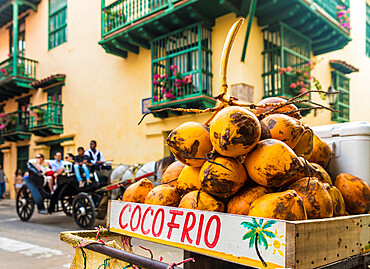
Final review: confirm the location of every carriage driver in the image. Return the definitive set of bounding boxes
[51,152,64,181]
[85,140,105,171]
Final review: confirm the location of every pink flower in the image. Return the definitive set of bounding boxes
[286,66,292,72]
[173,71,178,76]
[0,124,5,130]
[152,80,159,85]
[165,93,176,99]
[170,65,178,70]
[296,69,302,73]
[290,83,297,89]
[278,67,286,74]
[178,92,182,95]
[0,113,4,118]
[184,74,192,83]
[309,76,313,80]
[161,88,167,94]
[161,74,168,79]
[153,74,161,80]
[153,95,159,101]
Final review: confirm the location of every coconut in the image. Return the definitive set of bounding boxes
[160,161,185,187]
[121,178,154,203]
[199,156,248,199]
[166,122,212,167]
[179,190,224,212]
[248,190,307,221]
[289,177,333,219]
[144,185,181,207]
[335,173,370,214]
[210,106,261,157]
[245,139,305,187]
[227,186,272,215]
[176,166,201,194]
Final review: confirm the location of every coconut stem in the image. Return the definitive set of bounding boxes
[219,18,244,100]
[255,234,267,268]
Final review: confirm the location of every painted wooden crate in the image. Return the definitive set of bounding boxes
[107,200,370,269]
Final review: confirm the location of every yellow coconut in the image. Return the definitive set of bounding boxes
[227,186,273,215]
[199,156,248,199]
[245,139,305,187]
[248,190,307,221]
[335,173,370,214]
[254,97,302,119]
[179,190,225,212]
[308,134,332,168]
[166,122,212,167]
[210,106,261,157]
[260,114,306,149]
[160,161,185,187]
[289,177,333,219]
[177,166,201,194]
[121,178,154,203]
[311,163,333,185]
[144,185,181,207]
[322,183,346,216]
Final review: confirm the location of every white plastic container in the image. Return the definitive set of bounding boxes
[311,121,370,184]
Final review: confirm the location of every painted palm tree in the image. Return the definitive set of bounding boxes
[241,218,277,268]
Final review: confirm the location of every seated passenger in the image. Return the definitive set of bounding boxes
[35,154,54,194]
[74,147,92,188]
[85,140,105,171]
[50,152,64,184]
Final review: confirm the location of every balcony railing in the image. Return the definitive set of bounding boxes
[151,24,213,105]
[313,0,349,23]
[0,56,38,82]
[29,100,63,136]
[102,0,179,37]
[2,110,30,137]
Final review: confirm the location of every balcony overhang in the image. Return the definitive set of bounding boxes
[99,0,246,58]
[0,76,34,102]
[30,125,63,137]
[3,130,31,141]
[329,60,359,74]
[149,95,216,118]
[255,0,351,55]
[0,0,40,28]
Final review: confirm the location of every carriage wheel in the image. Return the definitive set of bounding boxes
[58,185,74,217]
[16,185,35,221]
[72,193,96,229]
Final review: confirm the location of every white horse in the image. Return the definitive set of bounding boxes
[110,155,175,199]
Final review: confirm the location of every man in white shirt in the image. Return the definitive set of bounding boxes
[84,140,105,171]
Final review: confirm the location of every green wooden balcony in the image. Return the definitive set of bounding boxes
[255,0,351,55]
[149,24,215,118]
[29,100,63,137]
[0,56,38,101]
[99,0,246,58]
[1,110,31,141]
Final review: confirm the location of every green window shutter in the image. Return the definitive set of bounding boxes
[331,70,350,123]
[17,145,29,174]
[366,4,370,57]
[262,23,311,98]
[150,24,212,104]
[48,0,67,49]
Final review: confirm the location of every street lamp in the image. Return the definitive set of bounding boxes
[327,85,338,107]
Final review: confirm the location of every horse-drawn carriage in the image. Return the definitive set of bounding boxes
[16,159,163,228]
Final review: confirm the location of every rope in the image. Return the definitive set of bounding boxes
[166,258,195,269]
[95,227,106,245]
[97,258,111,269]
[81,248,87,269]
[138,245,154,259]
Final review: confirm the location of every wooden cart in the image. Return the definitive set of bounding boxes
[106,200,370,269]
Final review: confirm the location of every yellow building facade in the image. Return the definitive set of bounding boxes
[0,0,369,198]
